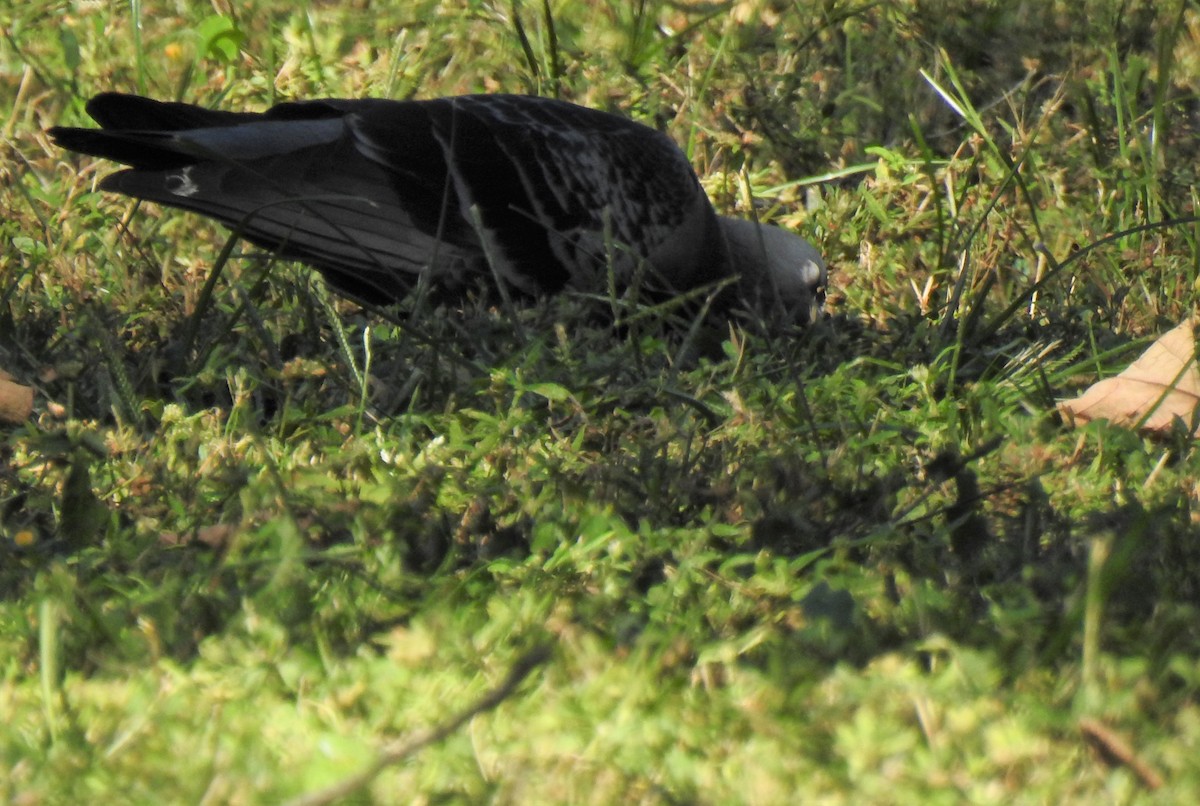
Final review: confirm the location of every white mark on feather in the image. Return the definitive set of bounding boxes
[165,166,199,197]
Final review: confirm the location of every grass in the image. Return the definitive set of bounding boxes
[4,0,1200,801]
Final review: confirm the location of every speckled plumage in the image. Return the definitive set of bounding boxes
[51,93,826,324]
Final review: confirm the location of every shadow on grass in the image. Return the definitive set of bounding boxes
[4,279,1200,694]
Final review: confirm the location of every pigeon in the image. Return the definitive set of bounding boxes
[50,93,826,325]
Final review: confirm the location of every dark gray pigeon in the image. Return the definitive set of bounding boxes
[50,93,826,325]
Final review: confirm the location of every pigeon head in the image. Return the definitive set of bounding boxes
[718,217,827,327]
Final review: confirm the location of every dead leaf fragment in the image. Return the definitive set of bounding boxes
[159,523,236,549]
[0,373,34,424]
[1058,320,1200,436]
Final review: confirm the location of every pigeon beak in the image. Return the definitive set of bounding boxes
[809,284,827,323]
[801,259,827,324]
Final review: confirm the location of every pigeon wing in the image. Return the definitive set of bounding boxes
[325,94,731,297]
[50,93,734,305]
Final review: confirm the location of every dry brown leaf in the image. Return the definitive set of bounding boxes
[1058,320,1200,436]
[0,375,34,424]
[159,523,236,549]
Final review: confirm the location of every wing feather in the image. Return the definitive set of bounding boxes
[50,93,740,307]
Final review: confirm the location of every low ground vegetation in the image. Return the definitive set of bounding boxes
[3,0,1199,801]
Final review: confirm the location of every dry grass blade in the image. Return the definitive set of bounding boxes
[285,645,553,806]
[1079,718,1164,791]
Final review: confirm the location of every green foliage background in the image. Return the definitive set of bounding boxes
[3,0,1200,801]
